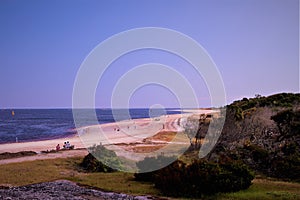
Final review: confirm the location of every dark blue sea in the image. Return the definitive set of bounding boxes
[0,109,182,144]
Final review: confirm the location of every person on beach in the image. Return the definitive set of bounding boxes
[66,141,71,148]
[56,144,60,151]
[63,141,74,149]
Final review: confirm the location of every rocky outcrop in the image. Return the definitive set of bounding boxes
[0,180,158,200]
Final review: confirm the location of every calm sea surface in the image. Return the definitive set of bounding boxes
[0,109,182,144]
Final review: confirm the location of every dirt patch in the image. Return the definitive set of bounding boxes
[144,131,177,142]
[112,131,189,155]
[0,151,37,160]
[129,144,167,153]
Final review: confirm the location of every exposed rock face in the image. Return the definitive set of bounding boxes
[0,180,158,200]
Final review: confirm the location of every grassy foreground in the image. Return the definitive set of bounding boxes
[0,157,299,199]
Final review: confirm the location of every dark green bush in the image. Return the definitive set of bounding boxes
[271,109,300,141]
[154,159,254,197]
[229,93,300,113]
[80,144,123,172]
[134,155,176,181]
[282,142,298,155]
[154,160,188,196]
[244,144,269,162]
[271,154,300,182]
[219,161,255,191]
[135,156,254,197]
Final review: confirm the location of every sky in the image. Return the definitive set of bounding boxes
[0,0,299,108]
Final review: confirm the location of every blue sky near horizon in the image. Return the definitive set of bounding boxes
[0,0,299,108]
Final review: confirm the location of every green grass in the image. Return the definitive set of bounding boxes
[0,157,81,186]
[0,157,299,199]
[218,178,300,200]
[0,157,160,196]
[67,172,159,196]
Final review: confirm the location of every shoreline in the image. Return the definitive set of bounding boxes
[0,109,217,163]
[0,113,186,153]
[0,108,213,146]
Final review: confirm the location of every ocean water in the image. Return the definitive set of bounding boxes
[0,109,182,144]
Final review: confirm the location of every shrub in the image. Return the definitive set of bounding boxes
[155,159,254,197]
[232,106,244,120]
[271,154,300,182]
[135,156,254,197]
[218,161,255,192]
[244,144,269,162]
[271,109,300,141]
[154,160,188,196]
[80,144,123,172]
[134,155,176,181]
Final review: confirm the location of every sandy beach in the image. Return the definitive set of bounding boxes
[0,113,184,152]
[0,110,217,164]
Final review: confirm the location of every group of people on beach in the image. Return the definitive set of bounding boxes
[56,141,74,151]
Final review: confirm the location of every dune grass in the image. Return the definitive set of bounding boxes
[0,156,299,199]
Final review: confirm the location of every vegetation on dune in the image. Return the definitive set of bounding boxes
[80,143,255,197]
[177,93,300,185]
[214,93,300,182]
[80,144,123,172]
[235,93,300,108]
[80,145,255,197]
[79,142,255,197]
[134,155,177,181]
[229,93,300,120]
[271,109,300,142]
[134,155,254,197]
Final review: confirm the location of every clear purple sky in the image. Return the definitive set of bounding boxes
[0,0,299,108]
